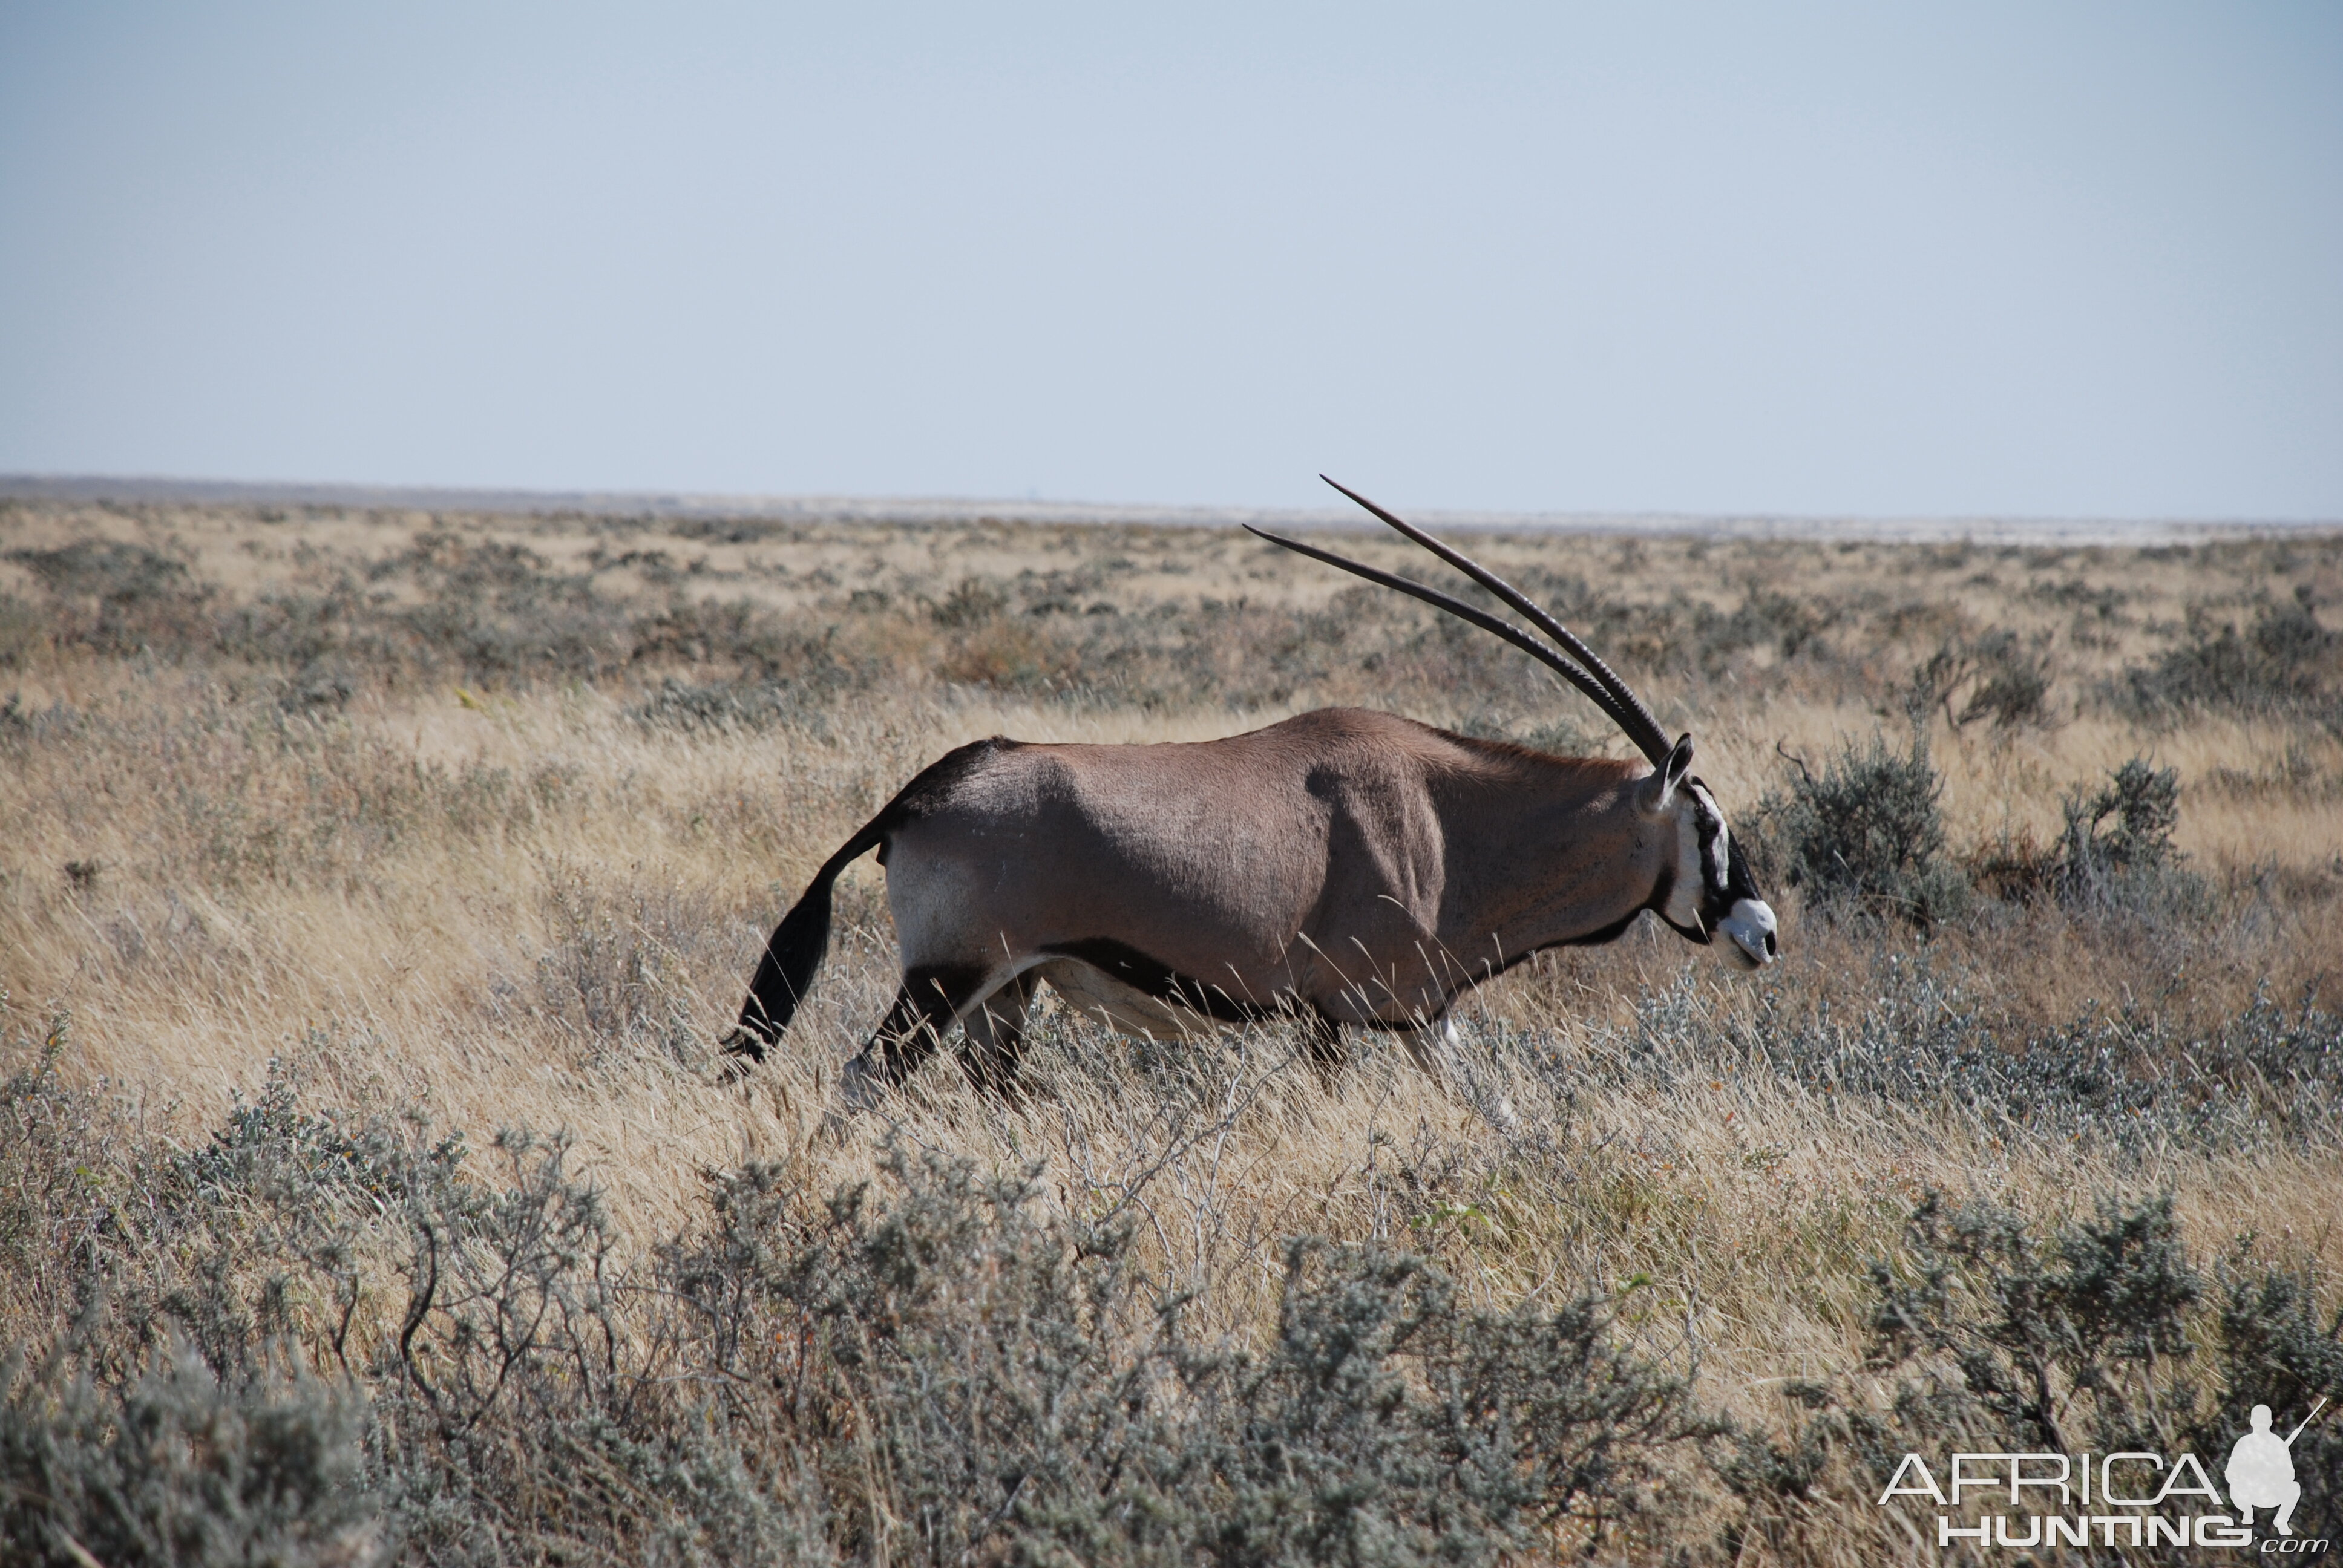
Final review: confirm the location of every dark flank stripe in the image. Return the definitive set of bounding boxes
[1047,866,1683,1035]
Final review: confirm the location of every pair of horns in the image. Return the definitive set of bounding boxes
[1245,477,1676,768]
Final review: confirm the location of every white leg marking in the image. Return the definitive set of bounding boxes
[1401,1018,1519,1134]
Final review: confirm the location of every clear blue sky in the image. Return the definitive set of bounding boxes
[3,2,2338,518]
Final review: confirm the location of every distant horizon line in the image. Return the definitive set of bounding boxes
[4,471,2336,547]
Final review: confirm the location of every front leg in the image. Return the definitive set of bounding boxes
[1398,1016,1519,1134]
[1299,1007,1349,1087]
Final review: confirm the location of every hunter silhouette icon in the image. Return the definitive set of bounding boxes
[2227,1397,2327,1535]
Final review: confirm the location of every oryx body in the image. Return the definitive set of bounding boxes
[726,482,1778,1108]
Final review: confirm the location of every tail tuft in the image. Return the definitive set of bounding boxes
[731,814,889,1060]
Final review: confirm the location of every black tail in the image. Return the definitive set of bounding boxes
[727,814,890,1062]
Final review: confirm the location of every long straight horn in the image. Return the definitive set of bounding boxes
[1319,476,1674,766]
[1244,523,1635,732]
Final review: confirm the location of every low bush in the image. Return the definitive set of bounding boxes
[2119,589,2338,722]
[1756,731,1971,929]
[1959,632,2053,730]
[7,540,195,606]
[2,1046,1708,1567]
[5,540,217,657]
[1866,1191,2204,1453]
[1909,631,2055,732]
[1721,1191,2343,1557]
[394,552,634,684]
[1967,755,2209,921]
[929,576,1011,627]
[1,1340,379,1568]
[672,1150,1701,1565]
[5,973,2336,1565]
[0,592,46,667]
[2054,755,2209,916]
[937,616,1083,691]
[626,675,831,735]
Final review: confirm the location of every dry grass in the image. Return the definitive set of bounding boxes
[4,496,2340,1563]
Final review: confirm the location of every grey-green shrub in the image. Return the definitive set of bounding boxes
[1,1341,378,1568]
[1757,731,1971,929]
[1719,1191,2343,1555]
[2120,589,2337,721]
[4,1050,1705,1568]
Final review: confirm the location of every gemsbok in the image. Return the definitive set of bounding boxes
[723,479,1778,1112]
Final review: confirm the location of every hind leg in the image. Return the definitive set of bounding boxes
[839,963,991,1109]
[958,972,1039,1100]
[1299,1008,1349,1088]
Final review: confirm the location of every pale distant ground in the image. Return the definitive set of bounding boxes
[8,472,2333,545]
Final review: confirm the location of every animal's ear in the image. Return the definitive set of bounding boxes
[1640,733,1695,812]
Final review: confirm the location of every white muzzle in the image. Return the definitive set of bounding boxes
[1720,898,1778,967]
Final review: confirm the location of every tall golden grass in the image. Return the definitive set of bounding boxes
[4,497,2339,1561]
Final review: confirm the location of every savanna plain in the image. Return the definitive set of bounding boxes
[3,496,2340,1566]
